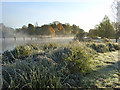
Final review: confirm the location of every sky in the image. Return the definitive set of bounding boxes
[1,0,115,32]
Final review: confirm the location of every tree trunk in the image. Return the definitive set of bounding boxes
[116,38,117,42]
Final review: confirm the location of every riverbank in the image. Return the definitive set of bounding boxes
[1,41,120,88]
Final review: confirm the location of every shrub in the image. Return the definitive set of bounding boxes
[96,44,109,53]
[106,43,115,51]
[51,48,72,63]
[30,44,39,50]
[42,43,57,50]
[107,42,120,51]
[103,38,113,43]
[2,50,17,64]
[113,43,120,50]
[13,45,32,57]
[74,31,85,41]
[2,57,62,89]
[87,42,120,53]
[49,42,95,74]
[87,43,109,53]
[64,45,94,74]
[2,44,41,64]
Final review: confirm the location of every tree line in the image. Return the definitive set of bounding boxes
[2,15,120,40]
[16,21,84,36]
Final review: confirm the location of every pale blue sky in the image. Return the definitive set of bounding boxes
[1,0,113,31]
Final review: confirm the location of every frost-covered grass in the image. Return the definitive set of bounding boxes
[1,41,120,88]
[81,51,120,88]
[86,42,120,53]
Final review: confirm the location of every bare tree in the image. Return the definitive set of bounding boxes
[111,0,120,42]
[35,22,38,27]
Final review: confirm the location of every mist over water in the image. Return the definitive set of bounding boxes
[0,37,74,53]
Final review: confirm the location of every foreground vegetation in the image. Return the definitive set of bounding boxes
[1,41,120,88]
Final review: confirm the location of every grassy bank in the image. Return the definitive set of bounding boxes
[1,41,120,88]
[81,51,120,88]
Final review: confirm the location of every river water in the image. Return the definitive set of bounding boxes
[0,37,119,54]
[0,37,74,53]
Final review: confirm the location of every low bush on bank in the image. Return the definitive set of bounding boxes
[107,42,120,51]
[42,43,58,50]
[2,57,63,88]
[87,42,120,53]
[51,43,95,74]
[103,38,113,43]
[2,44,40,64]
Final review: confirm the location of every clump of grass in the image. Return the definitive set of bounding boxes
[103,38,113,43]
[50,42,95,74]
[14,45,32,56]
[42,43,58,50]
[2,57,62,89]
[51,47,72,63]
[64,44,95,74]
[2,44,40,64]
[89,43,109,53]
[87,42,120,53]
[106,42,120,51]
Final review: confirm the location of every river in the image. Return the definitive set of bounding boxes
[0,37,74,53]
[0,37,120,54]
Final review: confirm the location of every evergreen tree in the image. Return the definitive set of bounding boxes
[97,15,115,38]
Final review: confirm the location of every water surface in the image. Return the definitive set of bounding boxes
[0,37,74,53]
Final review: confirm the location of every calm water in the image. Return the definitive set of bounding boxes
[0,37,119,54]
[0,37,74,53]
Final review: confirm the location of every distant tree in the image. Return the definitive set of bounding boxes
[35,22,38,27]
[28,24,34,29]
[76,31,85,41]
[72,24,80,34]
[28,24,35,35]
[16,28,21,33]
[50,22,59,35]
[21,25,27,33]
[97,15,115,38]
[75,29,85,41]
[22,25,27,29]
[118,24,120,37]
[35,26,42,35]
[56,23,65,35]
[84,32,89,37]
[62,23,73,35]
[48,26,55,36]
[111,0,120,42]
[1,24,15,37]
[40,25,55,35]
[52,21,60,25]
[89,29,98,38]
